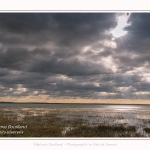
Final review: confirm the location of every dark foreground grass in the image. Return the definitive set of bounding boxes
[0,110,148,137]
[144,128,150,134]
[0,113,63,137]
[65,125,141,137]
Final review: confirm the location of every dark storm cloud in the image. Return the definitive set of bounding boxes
[0,13,150,100]
[126,13,150,39]
[0,48,30,69]
[0,47,52,70]
[0,13,51,33]
[0,68,11,77]
[110,13,150,98]
[114,13,150,74]
[29,57,112,76]
[0,13,116,46]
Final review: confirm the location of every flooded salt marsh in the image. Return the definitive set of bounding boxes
[1,104,150,137]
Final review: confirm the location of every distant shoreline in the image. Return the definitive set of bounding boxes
[0,101,150,105]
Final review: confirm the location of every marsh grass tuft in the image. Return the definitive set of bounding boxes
[144,128,150,134]
[65,124,140,137]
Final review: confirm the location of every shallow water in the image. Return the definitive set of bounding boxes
[1,104,150,136]
[0,103,149,108]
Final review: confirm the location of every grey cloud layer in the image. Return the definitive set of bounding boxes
[0,13,150,100]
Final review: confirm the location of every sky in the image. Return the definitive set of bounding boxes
[0,12,150,103]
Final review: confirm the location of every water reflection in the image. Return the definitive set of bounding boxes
[109,105,141,111]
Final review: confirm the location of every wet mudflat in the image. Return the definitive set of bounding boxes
[0,104,150,137]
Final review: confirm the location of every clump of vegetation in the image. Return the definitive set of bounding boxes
[144,128,150,134]
[65,125,141,137]
[0,111,63,137]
